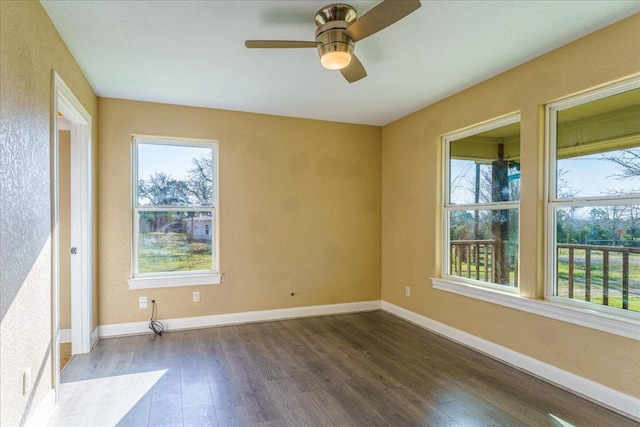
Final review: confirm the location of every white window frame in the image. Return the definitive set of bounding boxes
[440,113,521,293]
[128,136,221,289]
[545,77,640,322]
[433,82,639,341]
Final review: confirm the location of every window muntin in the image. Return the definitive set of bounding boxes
[133,137,218,278]
[547,79,640,315]
[444,114,521,290]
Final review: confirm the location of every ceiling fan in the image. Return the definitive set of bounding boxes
[245,1,421,83]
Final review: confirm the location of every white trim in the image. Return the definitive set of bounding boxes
[25,388,56,427]
[50,73,61,407]
[57,116,72,131]
[443,112,521,143]
[432,277,639,340]
[546,76,640,113]
[99,300,382,337]
[91,327,100,348]
[544,75,640,318]
[381,301,640,422]
[441,112,522,286]
[440,274,519,294]
[53,71,93,357]
[132,136,219,277]
[128,273,222,289]
[60,328,97,346]
[60,329,71,344]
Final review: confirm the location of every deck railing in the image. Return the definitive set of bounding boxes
[556,243,640,310]
[450,240,639,311]
[450,240,497,283]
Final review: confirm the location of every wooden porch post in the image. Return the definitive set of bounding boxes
[492,143,510,284]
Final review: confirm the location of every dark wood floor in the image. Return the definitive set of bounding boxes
[51,311,635,426]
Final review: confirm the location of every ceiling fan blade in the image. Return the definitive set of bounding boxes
[245,40,319,49]
[343,0,421,42]
[341,54,367,83]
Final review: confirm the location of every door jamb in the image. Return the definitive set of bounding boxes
[51,71,93,399]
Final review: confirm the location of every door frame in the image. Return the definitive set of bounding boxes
[51,71,93,395]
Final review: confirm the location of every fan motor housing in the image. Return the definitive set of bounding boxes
[315,20,354,60]
[314,4,357,63]
[314,4,357,26]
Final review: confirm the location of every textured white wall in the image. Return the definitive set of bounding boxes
[0,2,97,425]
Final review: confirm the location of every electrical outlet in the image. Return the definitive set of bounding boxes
[405,286,411,297]
[139,296,148,309]
[23,368,32,395]
[193,291,200,302]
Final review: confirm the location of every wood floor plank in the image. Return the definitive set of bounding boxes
[457,374,560,427]
[182,403,217,427]
[318,380,388,426]
[148,397,182,427]
[437,398,500,427]
[55,311,636,427]
[115,390,152,427]
[151,368,182,403]
[215,403,253,426]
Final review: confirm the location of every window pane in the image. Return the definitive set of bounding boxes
[557,149,640,199]
[137,143,214,206]
[449,121,520,205]
[555,88,640,199]
[448,208,519,287]
[138,211,213,274]
[554,205,640,312]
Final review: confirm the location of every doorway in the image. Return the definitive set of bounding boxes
[51,71,93,396]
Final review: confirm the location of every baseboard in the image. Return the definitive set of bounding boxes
[25,388,56,427]
[91,327,100,348]
[99,300,382,338]
[60,328,99,347]
[381,301,640,422]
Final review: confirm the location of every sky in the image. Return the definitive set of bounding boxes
[450,149,640,205]
[138,143,212,181]
[557,153,639,198]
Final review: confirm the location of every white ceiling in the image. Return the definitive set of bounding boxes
[41,1,639,126]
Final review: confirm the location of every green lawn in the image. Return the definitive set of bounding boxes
[139,232,212,273]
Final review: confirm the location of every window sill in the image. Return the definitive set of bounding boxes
[128,273,222,289]
[432,277,639,340]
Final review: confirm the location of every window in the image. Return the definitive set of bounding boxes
[547,78,640,316]
[443,114,521,292]
[128,136,220,289]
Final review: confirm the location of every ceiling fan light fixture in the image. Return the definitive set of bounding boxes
[246,1,421,82]
[321,50,352,70]
[317,37,354,70]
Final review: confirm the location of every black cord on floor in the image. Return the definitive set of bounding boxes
[149,299,164,339]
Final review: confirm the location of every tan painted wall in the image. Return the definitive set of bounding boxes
[59,130,71,330]
[98,98,381,325]
[0,1,98,425]
[381,14,640,398]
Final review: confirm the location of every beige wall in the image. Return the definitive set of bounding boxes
[381,14,640,398]
[98,99,381,325]
[0,1,98,425]
[59,130,71,330]
[1,2,637,424]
